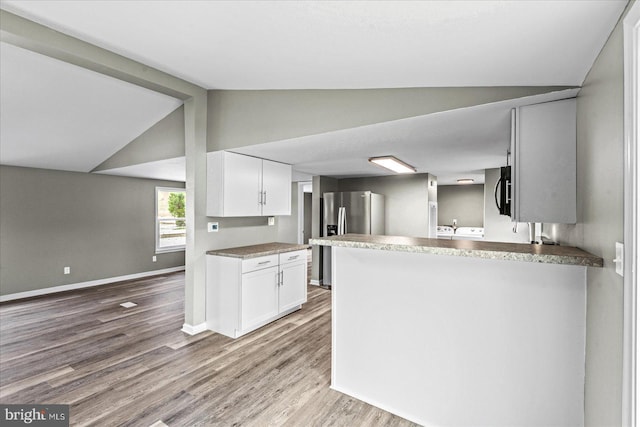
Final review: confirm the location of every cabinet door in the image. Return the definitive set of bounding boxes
[261,160,291,216]
[279,261,307,313]
[223,152,263,217]
[513,99,576,223]
[241,266,279,332]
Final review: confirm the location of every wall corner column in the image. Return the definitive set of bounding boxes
[183,92,208,331]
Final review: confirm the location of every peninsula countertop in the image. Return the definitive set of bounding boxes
[310,234,603,267]
[206,242,310,259]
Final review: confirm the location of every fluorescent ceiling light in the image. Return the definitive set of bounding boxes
[368,156,416,174]
[457,179,475,184]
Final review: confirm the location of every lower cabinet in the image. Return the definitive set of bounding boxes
[206,249,307,338]
[241,266,279,332]
[279,252,307,312]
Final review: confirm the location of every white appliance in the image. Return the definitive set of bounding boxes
[452,227,485,241]
[437,225,455,239]
[437,226,485,241]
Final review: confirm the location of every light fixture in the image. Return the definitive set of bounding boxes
[368,156,416,174]
[457,179,475,184]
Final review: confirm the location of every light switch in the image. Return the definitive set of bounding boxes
[614,242,624,277]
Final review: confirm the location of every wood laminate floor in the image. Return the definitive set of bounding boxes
[0,264,417,426]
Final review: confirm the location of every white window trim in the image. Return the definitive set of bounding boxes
[623,2,640,425]
[156,186,186,253]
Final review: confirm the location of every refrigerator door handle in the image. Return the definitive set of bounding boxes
[343,208,348,234]
[338,207,345,235]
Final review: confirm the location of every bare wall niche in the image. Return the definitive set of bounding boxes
[438,184,484,227]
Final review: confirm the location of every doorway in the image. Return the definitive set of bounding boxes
[297,181,313,244]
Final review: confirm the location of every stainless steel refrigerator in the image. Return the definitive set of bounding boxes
[321,191,385,286]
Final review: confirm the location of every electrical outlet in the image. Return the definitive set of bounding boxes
[614,242,624,277]
[152,256,157,262]
[63,266,70,275]
[268,217,275,226]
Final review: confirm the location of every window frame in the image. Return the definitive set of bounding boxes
[155,186,186,253]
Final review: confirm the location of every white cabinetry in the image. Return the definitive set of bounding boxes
[262,160,292,216]
[512,98,576,223]
[207,151,291,217]
[206,249,307,338]
[278,251,308,312]
[241,255,279,332]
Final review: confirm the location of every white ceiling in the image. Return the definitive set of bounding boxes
[0,42,182,172]
[0,1,627,182]
[0,0,627,90]
[93,157,186,182]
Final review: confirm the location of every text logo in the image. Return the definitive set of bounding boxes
[0,405,69,426]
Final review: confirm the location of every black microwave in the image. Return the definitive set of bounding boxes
[494,166,511,216]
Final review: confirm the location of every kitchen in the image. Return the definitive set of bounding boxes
[0,1,635,426]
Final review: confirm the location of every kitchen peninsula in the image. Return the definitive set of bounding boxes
[311,234,602,427]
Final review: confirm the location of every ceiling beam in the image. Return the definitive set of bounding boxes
[0,9,203,100]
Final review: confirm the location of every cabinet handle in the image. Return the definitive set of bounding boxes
[280,270,284,286]
[258,191,263,205]
[257,260,271,265]
[288,255,299,260]
[263,191,267,205]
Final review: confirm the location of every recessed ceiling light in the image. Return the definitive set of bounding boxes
[368,156,416,174]
[457,179,475,184]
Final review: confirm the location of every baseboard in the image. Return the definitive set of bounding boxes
[0,266,186,302]
[181,322,208,335]
[310,279,322,286]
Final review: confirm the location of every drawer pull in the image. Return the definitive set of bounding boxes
[288,255,299,260]
[257,260,271,265]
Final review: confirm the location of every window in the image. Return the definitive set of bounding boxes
[156,187,186,252]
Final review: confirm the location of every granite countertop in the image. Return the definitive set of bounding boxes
[206,242,311,259]
[310,234,603,267]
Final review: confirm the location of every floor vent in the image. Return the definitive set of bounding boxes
[120,302,137,308]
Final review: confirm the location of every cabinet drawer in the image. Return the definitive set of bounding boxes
[279,249,307,265]
[242,254,278,273]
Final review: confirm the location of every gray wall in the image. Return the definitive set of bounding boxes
[276,182,300,244]
[546,7,628,425]
[93,105,185,171]
[437,184,484,227]
[207,87,573,151]
[0,165,186,296]
[337,174,431,237]
[483,168,530,243]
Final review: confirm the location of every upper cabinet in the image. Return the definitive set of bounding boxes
[511,98,576,224]
[207,151,292,217]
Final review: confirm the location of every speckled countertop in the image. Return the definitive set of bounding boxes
[310,234,603,267]
[206,242,311,259]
